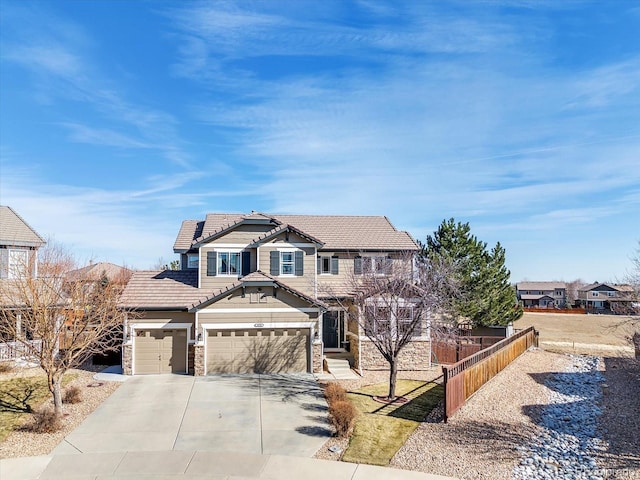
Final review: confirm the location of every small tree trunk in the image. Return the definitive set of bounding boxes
[388,358,398,400]
[49,373,64,417]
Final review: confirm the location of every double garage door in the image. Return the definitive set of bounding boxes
[134,329,187,374]
[207,329,309,374]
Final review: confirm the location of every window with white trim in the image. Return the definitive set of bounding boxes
[187,254,199,269]
[8,249,29,279]
[218,252,241,275]
[591,292,599,297]
[320,256,331,274]
[607,291,615,297]
[280,251,294,275]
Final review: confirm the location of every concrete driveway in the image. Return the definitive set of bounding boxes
[54,373,331,457]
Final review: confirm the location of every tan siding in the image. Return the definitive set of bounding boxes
[258,240,316,296]
[203,224,273,244]
[132,312,195,342]
[200,286,312,310]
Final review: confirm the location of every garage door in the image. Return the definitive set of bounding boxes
[134,329,187,374]
[207,329,309,374]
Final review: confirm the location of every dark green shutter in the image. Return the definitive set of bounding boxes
[331,256,339,275]
[270,251,279,276]
[317,256,321,274]
[207,251,217,276]
[295,250,304,276]
[241,251,251,276]
[354,256,362,275]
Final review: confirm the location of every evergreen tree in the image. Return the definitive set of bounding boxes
[420,218,522,327]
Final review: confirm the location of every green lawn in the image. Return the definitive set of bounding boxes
[342,380,443,466]
[0,374,75,442]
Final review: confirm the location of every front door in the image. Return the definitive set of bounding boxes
[323,311,342,349]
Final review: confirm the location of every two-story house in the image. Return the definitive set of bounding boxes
[0,206,46,344]
[119,212,423,376]
[516,282,567,308]
[577,282,635,314]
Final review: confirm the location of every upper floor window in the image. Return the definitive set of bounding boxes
[219,252,241,275]
[607,291,615,297]
[187,254,199,269]
[8,249,29,279]
[591,292,599,297]
[207,250,249,277]
[270,250,304,276]
[318,255,339,275]
[354,256,392,275]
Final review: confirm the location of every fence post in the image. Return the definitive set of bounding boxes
[442,365,449,423]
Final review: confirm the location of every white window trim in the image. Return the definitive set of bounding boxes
[216,249,243,276]
[8,249,29,279]
[279,250,296,276]
[319,255,332,275]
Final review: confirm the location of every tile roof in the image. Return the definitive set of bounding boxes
[174,212,418,252]
[119,269,327,311]
[0,206,45,248]
[248,224,324,247]
[118,270,200,309]
[516,282,566,291]
[519,294,555,300]
[189,271,327,311]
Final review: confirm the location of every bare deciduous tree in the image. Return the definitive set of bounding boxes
[322,252,457,401]
[0,242,129,419]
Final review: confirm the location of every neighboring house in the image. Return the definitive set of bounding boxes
[516,282,567,308]
[119,212,423,375]
[67,261,131,284]
[0,206,45,348]
[577,282,635,314]
[0,206,45,280]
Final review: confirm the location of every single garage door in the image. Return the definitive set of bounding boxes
[207,329,309,374]
[134,329,187,374]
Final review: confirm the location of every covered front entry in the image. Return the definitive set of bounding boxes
[134,329,188,374]
[206,328,309,374]
[322,310,346,350]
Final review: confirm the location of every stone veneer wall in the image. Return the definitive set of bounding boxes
[358,338,432,370]
[188,344,195,375]
[122,344,132,375]
[194,344,204,376]
[312,341,323,373]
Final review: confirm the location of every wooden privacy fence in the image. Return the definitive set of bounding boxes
[442,326,538,422]
[432,336,504,364]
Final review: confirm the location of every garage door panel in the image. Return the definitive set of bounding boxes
[134,329,187,375]
[207,329,309,374]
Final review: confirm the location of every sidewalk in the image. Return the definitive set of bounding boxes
[0,451,459,479]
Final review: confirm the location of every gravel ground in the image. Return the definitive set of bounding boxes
[315,349,640,480]
[0,363,121,459]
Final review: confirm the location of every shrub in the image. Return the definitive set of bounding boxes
[63,385,82,404]
[324,382,347,405]
[28,407,63,433]
[329,400,357,437]
[0,362,13,374]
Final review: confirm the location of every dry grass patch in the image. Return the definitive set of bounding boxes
[342,380,443,466]
[0,374,75,442]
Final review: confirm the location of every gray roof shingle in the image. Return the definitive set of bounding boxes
[0,206,45,248]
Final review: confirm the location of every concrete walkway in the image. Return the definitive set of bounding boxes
[1,451,458,479]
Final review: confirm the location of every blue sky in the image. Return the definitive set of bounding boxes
[1,1,638,282]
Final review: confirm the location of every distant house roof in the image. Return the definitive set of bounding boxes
[67,262,131,283]
[519,294,555,301]
[516,282,566,291]
[174,212,418,252]
[0,206,45,248]
[579,282,634,293]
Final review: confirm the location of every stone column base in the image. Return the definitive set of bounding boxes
[122,343,132,375]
